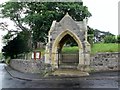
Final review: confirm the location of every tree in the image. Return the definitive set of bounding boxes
[104,35,116,43]
[87,26,94,47]
[2,31,30,59]
[0,2,92,49]
[117,35,120,43]
[87,26,115,44]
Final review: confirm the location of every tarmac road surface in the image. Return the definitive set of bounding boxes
[0,63,119,89]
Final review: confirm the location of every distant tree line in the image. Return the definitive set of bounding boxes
[87,26,120,46]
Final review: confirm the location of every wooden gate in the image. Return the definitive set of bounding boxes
[60,53,79,63]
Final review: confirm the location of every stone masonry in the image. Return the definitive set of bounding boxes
[45,13,91,71]
[10,59,51,74]
[10,52,119,73]
[90,52,119,72]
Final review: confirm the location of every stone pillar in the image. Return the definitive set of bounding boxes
[78,49,84,65]
[84,53,90,65]
[83,41,91,71]
[52,46,59,69]
[54,52,59,69]
[77,49,85,71]
[45,43,50,64]
[77,42,91,72]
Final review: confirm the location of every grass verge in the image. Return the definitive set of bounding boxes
[91,43,119,55]
[62,43,119,55]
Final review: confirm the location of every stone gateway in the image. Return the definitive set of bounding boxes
[45,13,91,71]
[9,14,119,74]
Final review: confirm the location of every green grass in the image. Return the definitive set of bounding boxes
[91,43,119,55]
[62,43,119,54]
[35,43,119,55]
[62,46,79,54]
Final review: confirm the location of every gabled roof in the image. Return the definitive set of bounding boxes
[49,12,87,34]
[59,12,74,23]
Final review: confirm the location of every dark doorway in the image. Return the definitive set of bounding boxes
[58,34,79,69]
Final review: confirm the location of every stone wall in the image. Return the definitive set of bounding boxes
[10,59,51,73]
[10,52,119,73]
[90,52,119,72]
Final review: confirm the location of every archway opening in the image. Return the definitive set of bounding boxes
[58,34,79,68]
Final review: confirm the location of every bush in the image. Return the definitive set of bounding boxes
[117,35,120,43]
[104,35,116,43]
[87,34,94,47]
[5,57,11,65]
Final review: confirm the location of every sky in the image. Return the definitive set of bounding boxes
[83,0,119,35]
[0,0,119,52]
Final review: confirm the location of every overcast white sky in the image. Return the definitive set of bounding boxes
[0,0,119,52]
[83,0,119,35]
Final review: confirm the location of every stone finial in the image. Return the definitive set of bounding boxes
[59,12,72,23]
[65,12,71,17]
[83,17,88,24]
[66,12,69,16]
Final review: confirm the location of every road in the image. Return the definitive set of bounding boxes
[0,63,119,89]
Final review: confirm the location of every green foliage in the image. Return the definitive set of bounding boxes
[117,35,120,43]
[104,35,117,43]
[0,2,91,48]
[87,34,94,47]
[2,31,18,44]
[87,26,115,44]
[87,26,94,35]
[2,31,31,59]
[87,26,94,47]
[64,35,78,46]
[5,57,11,65]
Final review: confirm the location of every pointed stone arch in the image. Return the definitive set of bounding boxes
[51,30,84,68]
[52,30,83,50]
[45,13,91,71]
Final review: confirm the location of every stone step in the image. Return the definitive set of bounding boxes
[52,69,89,77]
[59,63,78,69]
[59,65,77,69]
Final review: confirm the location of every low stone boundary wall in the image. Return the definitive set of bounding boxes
[10,52,119,73]
[10,59,51,73]
[90,52,120,72]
